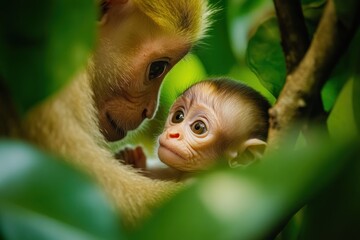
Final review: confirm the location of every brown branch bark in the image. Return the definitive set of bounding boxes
[273,0,328,143]
[273,0,310,73]
[267,0,360,150]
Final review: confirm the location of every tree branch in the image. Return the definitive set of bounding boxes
[267,0,360,150]
[273,0,329,143]
[273,0,310,73]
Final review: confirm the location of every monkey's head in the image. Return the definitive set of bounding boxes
[89,0,212,142]
[157,78,271,172]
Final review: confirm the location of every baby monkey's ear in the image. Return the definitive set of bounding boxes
[227,139,267,168]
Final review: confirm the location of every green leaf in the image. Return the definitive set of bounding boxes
[321,64,350,112]
[161,54,208,108]
[228,65,276,105]
[229,0,269,16]
[321,28,360,111]
[353,74,360,134]
[245,2,325,98]
[327,78,358,141]
[0,0,97,113]
[0,140,124,240]
[227,0,271,57]
[302,0,325,34]
[350,32,360,134]
[333,0,360,29]
[193,0,237,75]
[301,0,326,6]
[246,17,286,97]
[246,2,358,102]
[133,135,355,240]
[299,149,360,239]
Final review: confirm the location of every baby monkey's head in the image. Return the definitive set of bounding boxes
[158,78,271,172]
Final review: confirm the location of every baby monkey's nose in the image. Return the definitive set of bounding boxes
[169,133,180,139]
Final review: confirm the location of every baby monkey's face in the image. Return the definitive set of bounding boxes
[157,94,225,172]
[157,79,270,172]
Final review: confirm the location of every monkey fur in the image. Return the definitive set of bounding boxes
[19,0,213,228]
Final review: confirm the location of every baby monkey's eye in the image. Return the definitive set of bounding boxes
[172,110,184,123]
[148,60,169,80]
[191,120,207,135]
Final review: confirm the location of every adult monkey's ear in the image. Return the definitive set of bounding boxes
[227,139,267,168]
[98,0,129,25]
[98,0,110,24]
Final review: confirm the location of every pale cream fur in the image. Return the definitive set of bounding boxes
[22,72,179,227]
[19,0,213,228]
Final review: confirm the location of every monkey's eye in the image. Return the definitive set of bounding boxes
[191,120,207,135]
[171,110,184,123]
[148,60,169,80]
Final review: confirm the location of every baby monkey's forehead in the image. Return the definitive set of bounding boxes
[182,82,218,105]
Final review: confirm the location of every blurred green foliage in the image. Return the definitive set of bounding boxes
[0,141,124,240]
[133,137,357,240]
[192,0,237,75]
[1,0,360,239]
[0,0,96,113]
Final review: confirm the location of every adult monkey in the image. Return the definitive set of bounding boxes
[21,0,212,227]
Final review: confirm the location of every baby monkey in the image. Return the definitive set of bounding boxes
[119,78,270,181]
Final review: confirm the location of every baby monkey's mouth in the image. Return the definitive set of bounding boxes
[159,140,186,160]
[106,112,126,139]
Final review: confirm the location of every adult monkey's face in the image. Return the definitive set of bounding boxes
[91,1,190,141]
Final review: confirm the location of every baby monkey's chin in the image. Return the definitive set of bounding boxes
[158,144,188,169]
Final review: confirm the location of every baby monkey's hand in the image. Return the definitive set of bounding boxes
[115,146,147,170]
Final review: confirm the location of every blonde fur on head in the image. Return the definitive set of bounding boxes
[134,0,214,42]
